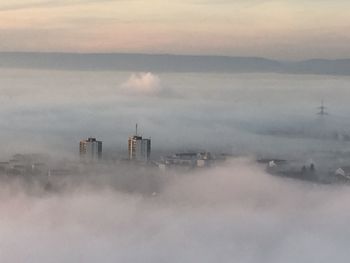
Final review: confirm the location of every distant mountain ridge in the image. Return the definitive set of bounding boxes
[0,52,350,75]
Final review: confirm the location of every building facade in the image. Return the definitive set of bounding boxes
[79,137,102,161]
[128,135,151,162]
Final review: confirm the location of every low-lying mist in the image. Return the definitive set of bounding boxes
[0,68,350,160]
[0,159,350,263]
[0,67,350,262]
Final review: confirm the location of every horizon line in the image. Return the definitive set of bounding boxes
[0,51,349,62]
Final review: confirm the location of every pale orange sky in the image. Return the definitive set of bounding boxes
[0,0,349,59]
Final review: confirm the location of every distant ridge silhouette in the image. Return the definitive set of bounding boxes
[0,52,349,75]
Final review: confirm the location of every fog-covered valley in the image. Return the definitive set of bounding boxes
[1,66,350,262]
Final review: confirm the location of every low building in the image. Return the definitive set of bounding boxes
[6,154,49,176]
[160,152,213,170]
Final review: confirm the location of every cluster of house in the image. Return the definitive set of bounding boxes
[0,153,76,178]
[0,154,48,176]
[2,150,350,184]
[264,157,350,183]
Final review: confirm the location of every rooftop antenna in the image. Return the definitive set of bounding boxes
[136,123,138,136]
[317,100,328,116]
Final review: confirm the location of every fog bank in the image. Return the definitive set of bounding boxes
[0,159,349,263]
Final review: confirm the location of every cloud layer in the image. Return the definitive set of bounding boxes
[1,159,350,262]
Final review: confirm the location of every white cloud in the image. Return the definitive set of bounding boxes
[121,72,162,96]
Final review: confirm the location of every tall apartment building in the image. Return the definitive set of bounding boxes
[79,137,102,161]
[128,125,151,162]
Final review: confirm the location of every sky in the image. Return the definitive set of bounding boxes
[0,0,349,59]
